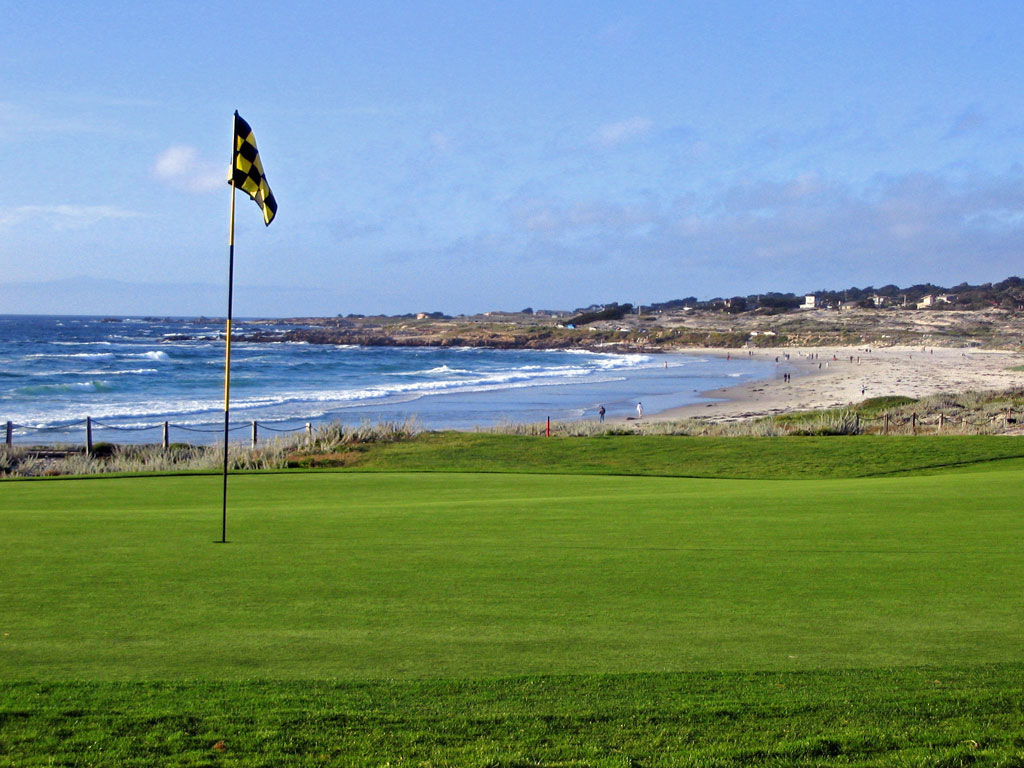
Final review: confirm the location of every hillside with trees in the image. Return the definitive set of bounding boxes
[640,276,1024,315]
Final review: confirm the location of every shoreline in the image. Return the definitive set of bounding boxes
[7,319,1024,443]
[649,345,1024,422]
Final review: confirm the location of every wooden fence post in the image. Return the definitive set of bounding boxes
[5,421,11,446]
[306,422,312,438]
[163,421,170,449]
[854,414,860,433]
[911,413,917,435]
[251,421,258,449]
[962,416,967,432]
[85,417,93,454]
[938,413,944,433]
[884,414,890,435]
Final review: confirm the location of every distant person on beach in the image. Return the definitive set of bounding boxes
[598,405,605,422]
[637,402,644,419]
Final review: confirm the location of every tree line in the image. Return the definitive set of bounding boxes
[641,276,1024,315]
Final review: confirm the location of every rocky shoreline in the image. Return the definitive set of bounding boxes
[164,307,1024,354]
[231,328,650,353]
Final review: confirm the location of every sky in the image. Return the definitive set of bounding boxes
[3,1,1024,317]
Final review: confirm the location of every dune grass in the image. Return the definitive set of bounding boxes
[4,442,1024,764]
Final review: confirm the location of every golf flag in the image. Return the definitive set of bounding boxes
[231,112,277,225]
[221,111,278,544]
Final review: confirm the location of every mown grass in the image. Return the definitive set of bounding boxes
[4,666,1024,767]
[16,433,1024,481]
[4,443,1024,765]
[6,468,1023,679]
[294,432,1024,478]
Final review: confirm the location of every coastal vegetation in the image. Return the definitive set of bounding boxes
[642,274,1024,314]
[233,306,1024,353]
[5,388,1024,478]
[236,302,1024,353]
[3,452,1024,765]
[215,275,1024,353]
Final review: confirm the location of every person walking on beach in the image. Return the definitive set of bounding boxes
[636,402,644,419]
[598,405,606,423]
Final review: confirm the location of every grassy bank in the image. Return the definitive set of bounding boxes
[296,432,1024,478]
[9,433,1024,480]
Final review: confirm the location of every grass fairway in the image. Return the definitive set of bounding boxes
[299,432,1024,478]
[4,469,1024,678]
[3,443,1024,764]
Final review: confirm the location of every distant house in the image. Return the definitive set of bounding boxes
[799,295,817,310]
[917,294,953,309]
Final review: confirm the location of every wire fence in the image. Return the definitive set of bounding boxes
[2,417,313,452]
[4,407,1021,451]
[850,410,1020,435]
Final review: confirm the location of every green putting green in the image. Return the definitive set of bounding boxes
[3,467,1022,680]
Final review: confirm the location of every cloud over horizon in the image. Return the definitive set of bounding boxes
[153,145,225,193]
[0,204,141,231]
[593,117,654,149]
[482,166,1024,300]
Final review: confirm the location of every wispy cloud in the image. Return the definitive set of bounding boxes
[494,168,1024,295]
[0,102,101,140]
[513,198,655,236]
[592,116,653,148]
[153,145,225,193]
[0,205,141,230]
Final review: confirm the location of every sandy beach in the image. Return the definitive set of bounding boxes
[654,346,1024,422]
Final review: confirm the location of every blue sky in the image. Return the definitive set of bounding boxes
[3,1,1024,317]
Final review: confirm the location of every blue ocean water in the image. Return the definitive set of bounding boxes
[0,315,777,445]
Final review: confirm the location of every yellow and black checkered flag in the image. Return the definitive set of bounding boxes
[231,112,277,225]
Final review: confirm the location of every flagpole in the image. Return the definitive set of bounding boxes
[221,113,239,544]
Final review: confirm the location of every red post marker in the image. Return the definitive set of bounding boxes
[546,417,551,437]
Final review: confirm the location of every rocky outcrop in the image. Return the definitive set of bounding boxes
[232,327,651,353]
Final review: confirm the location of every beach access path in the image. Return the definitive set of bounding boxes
[652,345,1024,422]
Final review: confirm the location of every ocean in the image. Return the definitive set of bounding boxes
[0,315,777,445]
